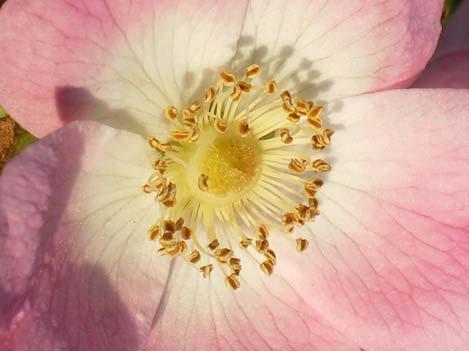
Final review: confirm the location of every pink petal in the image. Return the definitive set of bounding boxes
[145,90,469,351]
[233,0,443,101]
[0,0,248,137]
[145,249,361,351]
[0,121,171,350]
[304,89,469,350]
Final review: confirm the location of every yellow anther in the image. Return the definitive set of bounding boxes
[164,106,178,121]
[296,238,309,252]
[279,128,293,144]
[188,249,201,264]
[288,158,308,173]
[208,239,220,251]
[205,86,217,103]
[220,71,236,85]
[225,273,240,289]
[170,129,191,142]
[238,118,250,137]
[245,64,261,78]
[264,79,277,94]
[198,174,209,192]
[148,225,160,240]
[214,119,228,133]
[311,159,331,172]
[200,264,213,278]
[257,224,269,239]
[181,226,192,240]
[237,81,252,93]
[240,238,253,248]
[260,260,274,276]
[142,184,152,193]
[230,84,242,101]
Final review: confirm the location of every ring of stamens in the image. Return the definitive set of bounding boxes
[143,64,333,289]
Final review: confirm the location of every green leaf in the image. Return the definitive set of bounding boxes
[13,125,38,154]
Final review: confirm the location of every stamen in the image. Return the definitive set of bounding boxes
[144,63,333,289]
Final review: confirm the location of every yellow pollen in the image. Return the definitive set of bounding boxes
[201,133,261,196]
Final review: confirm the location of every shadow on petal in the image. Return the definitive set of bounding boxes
[55,86,151,136]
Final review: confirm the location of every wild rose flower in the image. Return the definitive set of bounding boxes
[414,0,469,88]
[2,1,469,351]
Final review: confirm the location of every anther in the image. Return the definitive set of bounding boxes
[279,128,293,144]
[198,174,209,192]
[208,239,220,250]
[311,159,331,172]
[287,112,301,123]
[255,239,269,252]
[214,119,228,133]
[157,181,177,207]
[181,226,192,240]
[311,129,334,150]
[170,129,191,142]
[264,249,277,265]
[153,159,167,174]
[164,106,178,121]
[240,238,253,248]
[142,184,152,193]
[257,224,269,239]
[307,106,324,128]
[245,64,261,78]
[225,273,240,290]
[280,90,292,103]
[148,225,160,240]
[264,80,277,94]
[238,118,250,137]
[220,71,236,85]
[238,81,252,93]
[230,85,242,101]
[304,179,324,198]
[188,249,201,264]
[296,238,309,252]
[288,158,308,173]
[260,260,274,276]
[205,86,217,103]
[215,248,234,263]
[189,102,201,113]
[175,217,184,231]
[200,264,213,278]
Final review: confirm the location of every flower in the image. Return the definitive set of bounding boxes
[414,0,469,88]
[3,1,469,351]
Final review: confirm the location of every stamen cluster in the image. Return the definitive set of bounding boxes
[142,64,333,289]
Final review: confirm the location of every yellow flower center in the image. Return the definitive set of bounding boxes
[201,131,261,196]
[142,64,333,289]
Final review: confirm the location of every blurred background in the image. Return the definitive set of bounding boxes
[0,0,465,171]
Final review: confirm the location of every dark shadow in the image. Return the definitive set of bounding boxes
[55,86,151,136]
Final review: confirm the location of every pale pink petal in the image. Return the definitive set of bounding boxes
[233,0,443,101]
[145,249,361,351]
[144,90,469,351]
[0,0,248,137]
[296,90,469,350]
[413,51,469,88]
[0,121,171,350]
